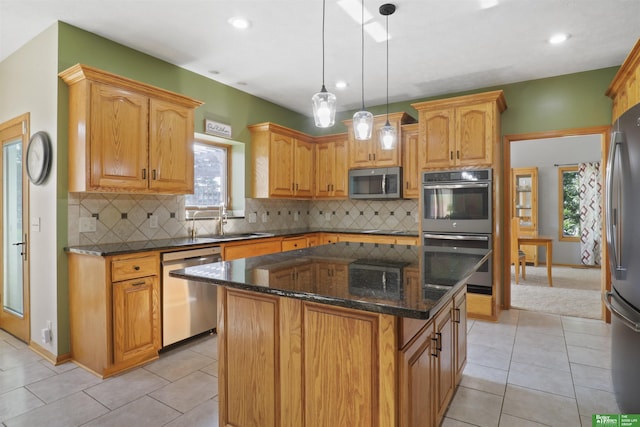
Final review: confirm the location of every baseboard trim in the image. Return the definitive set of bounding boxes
[28,341,72,366]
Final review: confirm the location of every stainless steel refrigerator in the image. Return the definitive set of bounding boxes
[605,101,640,413]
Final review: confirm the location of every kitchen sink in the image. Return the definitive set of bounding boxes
[204,232,275,241]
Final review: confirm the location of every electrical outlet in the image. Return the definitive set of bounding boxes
[149,215,158,228]
[248,212,257,223]
[325,212,331,221]
[261,212,268,223]
[294,212,299,222]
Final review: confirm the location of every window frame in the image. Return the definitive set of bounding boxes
[185,138,232,215]
[557,165,580,242]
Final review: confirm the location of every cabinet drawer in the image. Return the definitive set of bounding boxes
[282,237,307,252]
[112,256,158,282]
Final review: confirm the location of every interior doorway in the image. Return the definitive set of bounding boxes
[502,126,610,321]
[0,113,30,342]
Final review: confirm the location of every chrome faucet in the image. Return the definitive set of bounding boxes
[190,211,204,239]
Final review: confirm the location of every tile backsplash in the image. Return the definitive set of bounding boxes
[68,193,419,246]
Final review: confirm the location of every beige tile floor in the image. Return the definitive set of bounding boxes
[0,308,618,426]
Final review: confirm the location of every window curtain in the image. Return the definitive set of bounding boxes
[578,162,602,265]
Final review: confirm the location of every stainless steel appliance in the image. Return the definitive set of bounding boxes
[422,168,492,234]
[349,166,402,199]
[162,246,221,346]
[603,102,640,413]
[423,233,492,293]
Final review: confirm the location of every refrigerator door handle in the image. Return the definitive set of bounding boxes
[603,291,640,332]
[605,131,626,277]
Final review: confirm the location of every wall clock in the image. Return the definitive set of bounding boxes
[26,131,52,185]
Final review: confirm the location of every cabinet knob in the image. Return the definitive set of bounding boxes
[133,266,140,271]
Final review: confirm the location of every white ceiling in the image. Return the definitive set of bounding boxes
[1,0,639,116]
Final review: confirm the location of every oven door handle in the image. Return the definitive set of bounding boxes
[423,233,489,241]
[423,183,489,190]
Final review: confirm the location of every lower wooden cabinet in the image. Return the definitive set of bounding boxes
[453,289,467,385]
[222,237,283,260]
[218,285,467,427]
[68,252,161,378]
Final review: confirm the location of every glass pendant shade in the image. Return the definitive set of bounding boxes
[379,120,397,150]
[353,109,374,140]
[312,85,337,128]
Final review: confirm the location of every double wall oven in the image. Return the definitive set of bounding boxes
[422,169,493,293]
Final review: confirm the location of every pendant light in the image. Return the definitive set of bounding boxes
[379,3,396,150]
[353,0,373,140]
[312,0,337,128]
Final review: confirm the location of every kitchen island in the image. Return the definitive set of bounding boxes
[171,242,490,427]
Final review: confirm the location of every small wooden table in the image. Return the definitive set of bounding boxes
[518,236,553,286]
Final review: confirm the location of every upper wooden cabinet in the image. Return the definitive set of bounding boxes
[401,123,420,199]
[343,112,416,169]
[412,91,506,169]
[607,39,640,122]
[59,64,203,194]
[314,133,348,199]
[249,122,314,198]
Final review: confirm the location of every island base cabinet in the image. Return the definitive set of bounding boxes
[217,286,466,427]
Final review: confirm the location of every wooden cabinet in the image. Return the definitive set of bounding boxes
[344,112,416,169]
[59,64,203,194]
[512,167,539,264]
[607,39,640,121]
[222,237,283,261]
[218,279,467,427]
[412,91,506,169]
[249,122,315,198]
[314,133,349,199]
[401,123,420,199]
[68,251,161,378]
[281,236,308,252]
[453,288,467,386]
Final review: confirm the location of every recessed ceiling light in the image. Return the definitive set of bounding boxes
[479,0,498,9]
[228,17,251,30]
[549,33,570,45]
[335,81,348,90]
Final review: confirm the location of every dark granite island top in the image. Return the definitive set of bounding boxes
[170,241,490,320]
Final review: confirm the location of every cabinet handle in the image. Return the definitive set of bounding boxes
[152,169,157,180]
[454,308,461,324]
[133,266,141,271]
[435,332,442,351]
[368,153,371,161]
[406,182,409,189]
[296,183,299,191]
[327,184,330,192]
[131,281,145,286]
[431,336,439,357]
[372,153,376,161]
[142,169,147,179]
[292,183,295,191]
[450,151,453,160]
[456,150,460,159]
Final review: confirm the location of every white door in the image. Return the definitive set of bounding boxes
[0,114,30,342]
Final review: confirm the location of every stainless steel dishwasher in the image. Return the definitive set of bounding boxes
[162,246,222,347]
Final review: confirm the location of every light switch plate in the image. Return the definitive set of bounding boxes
[79,217,96,233]
[31,217,41,232]
[149,215,158,228]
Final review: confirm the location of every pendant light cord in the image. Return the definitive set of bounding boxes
[361,0,365,110]
[385,14,389,120]
[321,0,326,88]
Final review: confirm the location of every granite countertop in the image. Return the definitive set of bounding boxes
[65,228,420,256]
[170,242,490,320]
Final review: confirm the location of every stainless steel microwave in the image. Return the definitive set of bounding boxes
[348,167,402,199]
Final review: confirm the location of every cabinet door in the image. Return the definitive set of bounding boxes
[420,108,455,168]
[349,136,374,168]
[402,126,420,198]
[148,98,194,193]
[315,142,333,198]
[293,138,314,198]
[453,290,467,386]
[371,116,401,167]
[332,138,349,198]
[112,276,160,364]
[90,82,149,190]
[269,132,294,197]
[455,102,493,166]
[434,302,454,424]
[399,322,435,427]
